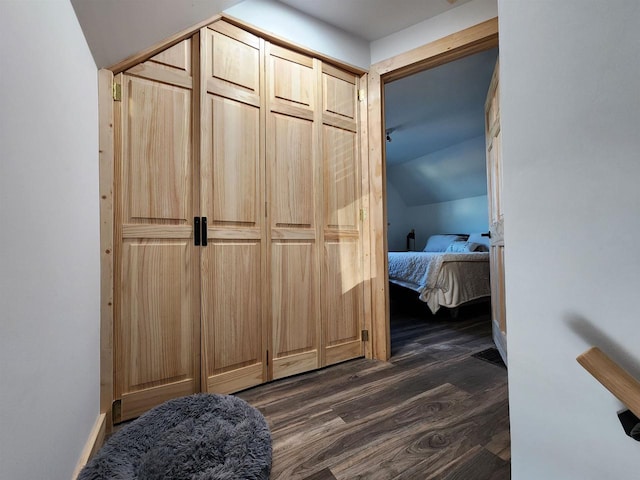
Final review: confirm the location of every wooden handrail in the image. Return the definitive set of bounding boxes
[577,347,640,419]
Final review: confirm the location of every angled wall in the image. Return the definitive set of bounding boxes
[71,0,244,68]
[405,195,489,250]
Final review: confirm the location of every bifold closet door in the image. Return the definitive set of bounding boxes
[321,65,364,366]
[112,21,366,420]
[267,44,322,379]
[115,38,200,422]
[200,22,267,393]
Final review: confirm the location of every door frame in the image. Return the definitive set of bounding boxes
[366,18,499,360]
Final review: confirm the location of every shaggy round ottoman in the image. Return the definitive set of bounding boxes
[79,393,272,480]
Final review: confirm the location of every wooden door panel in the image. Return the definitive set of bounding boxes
[487,129,502,226]
[121,241,194,388]
[485,59,507,363]
[206,25,260,95]
[267,46,321,382]
[150,40,191,73]
[115,63,198,421]
[119,239,197,419]
[123,76,191,224]
[323,125,359,231]
[202,94,260,226]
[324,239,363,366]
[202,241,264,393]
[491,245,507,335]
[323,66,356,121]
[271,241,319,379]
[199,21,266,395]
[320,63,363,366]
[126,39,192,89]
[271,114,315,228]
[270,45,314,110]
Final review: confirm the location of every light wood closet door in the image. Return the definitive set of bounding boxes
[115,38,199,422]
[321,65,364,366]
[485,59,507,365]
[200,22,267,393]
[267,44,321,379]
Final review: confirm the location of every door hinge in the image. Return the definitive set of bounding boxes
[112,82,122,101]
[266,350,269,366]
[361,329,369,342]
[265,201,268,218]
[359,208,367,221]
[358,88,365,101]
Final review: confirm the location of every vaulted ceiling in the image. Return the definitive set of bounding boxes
[385,48,498,206]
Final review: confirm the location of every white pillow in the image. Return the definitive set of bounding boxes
[423,234,466,252]
[467,232,490,251]
[445,240,483,253]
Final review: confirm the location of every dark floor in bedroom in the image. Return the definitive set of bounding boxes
[237,288,510,480]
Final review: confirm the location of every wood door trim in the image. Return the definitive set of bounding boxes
[371,17,498,82]
[98,68,114,431]
[367,18,499,361]
[359,73,373,359]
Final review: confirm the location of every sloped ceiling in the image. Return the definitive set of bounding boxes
[385,48,498,205]
[71,0,244,68]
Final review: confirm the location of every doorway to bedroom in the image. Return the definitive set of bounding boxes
[384,46,498,357]
[379,39,509,471]
[364,18,509,474]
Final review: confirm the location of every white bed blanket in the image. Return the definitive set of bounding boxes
[388,252,488,288]
[388,251,490,313]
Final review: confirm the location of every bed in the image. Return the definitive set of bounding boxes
[388,233,491,314]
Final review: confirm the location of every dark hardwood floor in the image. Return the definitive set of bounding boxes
[238,289,510,480]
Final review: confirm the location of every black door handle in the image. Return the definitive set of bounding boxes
[201,217,208,246]
[194,217,201,246]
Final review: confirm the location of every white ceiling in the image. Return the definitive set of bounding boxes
[385,48,498,165]
[276,0,473,41]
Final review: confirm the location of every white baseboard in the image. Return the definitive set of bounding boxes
[72,413,106,479]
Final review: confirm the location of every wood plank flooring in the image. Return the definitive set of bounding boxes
[237,292,510,479]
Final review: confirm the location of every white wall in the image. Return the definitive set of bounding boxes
[370,0,497,64]
[0,1,100,479]
[387,185,487,252]
[387,135,488,206]
[224,0,370,69]
[386,180,411,251]
[406,195,488,250]
[499,1,640,479]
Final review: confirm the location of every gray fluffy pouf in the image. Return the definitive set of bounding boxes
[79,393,272,480]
